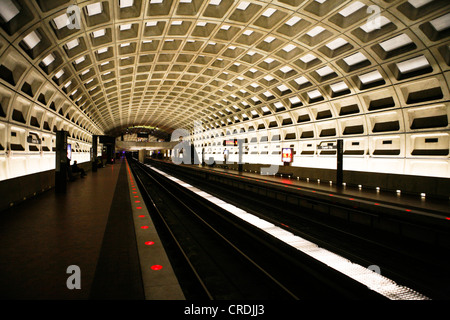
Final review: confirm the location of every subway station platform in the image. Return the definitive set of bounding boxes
[0,158,184,300]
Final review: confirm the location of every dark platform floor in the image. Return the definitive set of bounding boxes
[0,158,144,299]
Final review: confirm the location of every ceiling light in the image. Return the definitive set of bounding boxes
[86,3,103,16]
[430,12,450,32]
[262,8,276,17]
[330,81,348,93]
[283,44,296,52]
[42,54,55,66]
[237,1,250,10]
[285,16,301,26]
[325,38,348,50]
[294,76,308,85]
[379,34,413,52]
[74,56,85,64]
[307,90,322,99]
[53,13,70,29]
[360,16,391,33]
[54,70,65,79]
[119,0,134,8]
[209,0,222,5]
[316,66,334,76]
[396,55,429,73]
[92,29,106,38]
[307,26,325,37]
[0,0,20,23]
[279,66,292,73]
[243,30,253,36]
[22,31,41,49]
[338,1,365,17]
[343,52,367,66]
[65,38,79,50]
[358,70,383,84]
[264,36,275,43]
[120,24,132,31]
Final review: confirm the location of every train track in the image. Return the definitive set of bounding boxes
[129,157,389,300]
[140,158,450,300]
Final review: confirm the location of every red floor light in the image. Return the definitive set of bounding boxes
[138,215,145,218]
[136,207,142,209]
[145,241,155,246]
[135,200,140,203]
[141,226,149,229]
[151,265,163,270]
[405,209,411,212]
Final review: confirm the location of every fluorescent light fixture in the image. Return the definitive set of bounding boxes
[263,91,273,98]
[277,84,289,92]
[307,89,322,99]
[247,50,256,56]
[65,38,79,50]
[396,55,429,73]
[196,21,207,27]
[209,0,221,5]
[119,0,134,8]
[283,44,296,52]
[146,21,158,27]
[264,36,276,43]
[430,13,450,32]
[307,26,325,37]
[343,52,367,66]
[53,13,70,29]
[379,34,413,52]
[408,0,433,8]
[279,66,292,73]
[81,69,90,75]
[74,56,85,64]
[97,47,108,54]
[86,3,103,16]
[264,58,274,64]
[237,1,250,10]
[243,29,253,36]
[250,83,259,88]
[120,24,132,31]
[326,38,348,50]
[92,29,106,38]
[262,8,276,17]
[285,16,301,26]
[22,31,41,49]
[360,16,391,33]
[339,1,365,17]
[64,80,72,88]
[300,53,316,63]
[171,20,183,25]
[0,0,20,23]
[42,54,55,66]
[358,70,383,84]
[330,81,348,93]
[54,70,65,79]
[294,76,308,85]
[220,25,231,30]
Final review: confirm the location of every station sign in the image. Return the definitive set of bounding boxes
[223,139,238,146]
[282,148,293,163]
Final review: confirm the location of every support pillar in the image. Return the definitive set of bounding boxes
[336,139,343,188]
[92,135,98,172]
[55,130,68,193]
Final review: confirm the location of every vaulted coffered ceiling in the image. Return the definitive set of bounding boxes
[0,0,449,138]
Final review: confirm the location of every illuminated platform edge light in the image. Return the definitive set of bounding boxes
[146,164,430,300]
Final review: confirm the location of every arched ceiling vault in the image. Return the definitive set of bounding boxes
[0,0,449,138]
